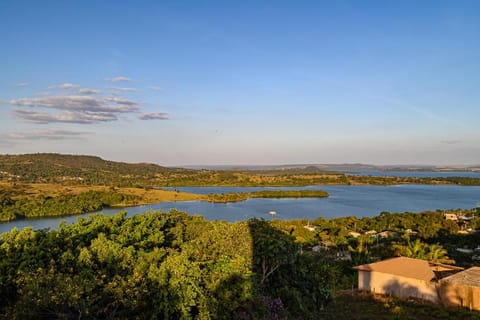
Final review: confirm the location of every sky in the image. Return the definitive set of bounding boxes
[0,0,479,166]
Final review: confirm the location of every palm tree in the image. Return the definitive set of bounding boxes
[397,239,454,264]
[426,243,454,264]
[404,238,427,259]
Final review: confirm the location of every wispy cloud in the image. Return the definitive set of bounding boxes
[0,129,89,141]
[104,96,138,107]
[148,86,162,91]
[77,88,102,95]
[138,112,170,120]
[59,83,76,89]
[110,86,137,92]
[12,109,118,124]
[9,95,139,113]
[15,82,29,87]
[441,139,462,145]
[6,80,174,126]
[8,95,139,125]
[49,83,77,90]
[109,76,130,82]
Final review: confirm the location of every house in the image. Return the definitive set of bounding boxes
[354,257,467,306]
[303,225,316,232]
[438,267,480,311]
[404,229,418,235]
[378,230,398,239]
[353,257,440,302]
[429,261,464,280]
[444,213,458,221]
[348,231,361,238]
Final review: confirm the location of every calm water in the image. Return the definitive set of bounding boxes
[1,184,479,233]
[346,170,480,178]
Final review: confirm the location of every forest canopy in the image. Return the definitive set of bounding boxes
[0,211,335,319]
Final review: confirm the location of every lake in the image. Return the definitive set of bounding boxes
[1,184,479,233]
[346,170,480,178]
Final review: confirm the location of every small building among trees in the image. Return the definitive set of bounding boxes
[354,257,480,311]
[354,257,440,302]
[438,267,480,311]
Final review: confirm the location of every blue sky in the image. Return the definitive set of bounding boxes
[1,1,479,166]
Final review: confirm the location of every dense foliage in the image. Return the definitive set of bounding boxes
[0,211,336,319]
[0,189,140,222]
[1,207,480,318]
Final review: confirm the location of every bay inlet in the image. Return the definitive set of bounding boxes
[1,184,479,233]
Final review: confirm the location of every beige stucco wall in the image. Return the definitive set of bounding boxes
[358,271,438,302]
[438,282,480,311]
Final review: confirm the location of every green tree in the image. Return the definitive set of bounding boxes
[248,219,299,285]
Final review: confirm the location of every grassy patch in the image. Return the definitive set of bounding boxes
[0,182,204,203]
[318,291,480,320]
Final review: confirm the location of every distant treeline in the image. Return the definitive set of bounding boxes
[1,153,480,187]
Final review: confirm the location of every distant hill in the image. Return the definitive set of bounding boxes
[185,163,480,172]
[2,153,479,188]
[0,153,347,187]
[0,153,190,186]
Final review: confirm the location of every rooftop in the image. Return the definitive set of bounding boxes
[440,267,480,287]
[354,257,436,282]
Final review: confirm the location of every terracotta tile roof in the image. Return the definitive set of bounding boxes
[353,257,435,282]
[439,267,480,287]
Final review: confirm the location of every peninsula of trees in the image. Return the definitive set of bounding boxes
[206,189,329,203]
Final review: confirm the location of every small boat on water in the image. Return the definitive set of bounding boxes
[269,210,277,216]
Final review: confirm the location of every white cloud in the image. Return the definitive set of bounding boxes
[148,86,162,91]
[47,83,76,90]
[47,83,77,90]
[104,96,138,107]
[110,76,130,82]
[110,86,137,92]
[9,95,139,113]
[15,82,29,87]
[13,109,118,124]
[8,94,140,125]
[58,83,76,89]
[6,81,175,126]
[1,129,89,141]
[77,88,102,95]
[138,112,170,120]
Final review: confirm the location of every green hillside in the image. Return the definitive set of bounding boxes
[2,153,480,187]
[0,153,191,186]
